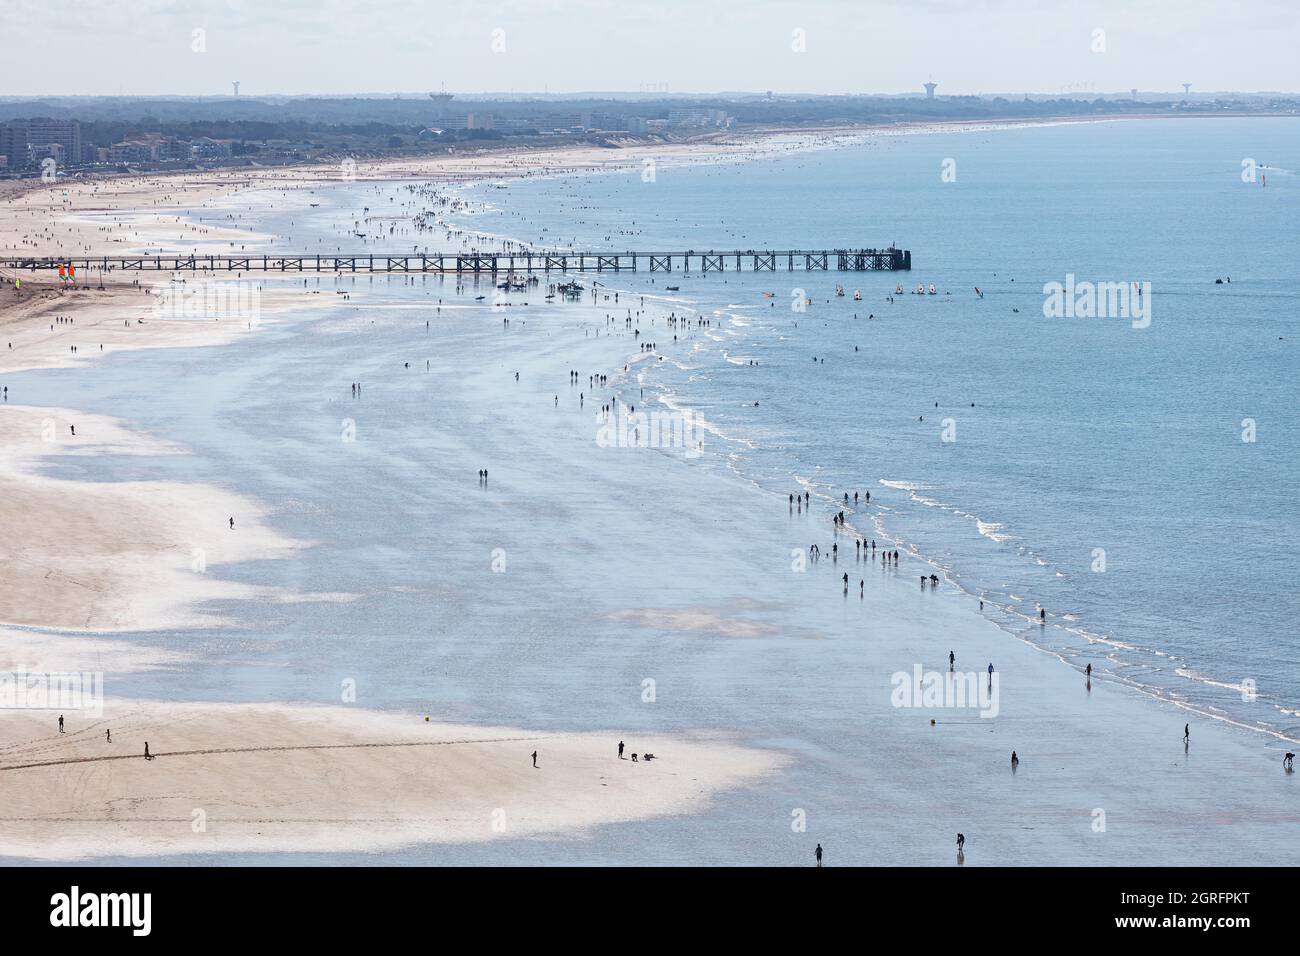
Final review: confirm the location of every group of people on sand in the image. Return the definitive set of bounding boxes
[617,740,655,763]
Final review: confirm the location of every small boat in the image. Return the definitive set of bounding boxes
[915,285,925,295]
[474,295,486,301]
[928,284,937,295]
[895,284,904,294]
[835,285,845,297]
[665,286,680,291]
[853,290,862,301]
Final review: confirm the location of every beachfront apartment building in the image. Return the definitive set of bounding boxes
[666,108,733,128]
[190,138,234,159]
[0,118,83,169]
[108,141,154,164]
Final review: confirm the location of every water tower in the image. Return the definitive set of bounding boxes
[428,88,454,119]
[232,81,240,97]
[923,81,938,100]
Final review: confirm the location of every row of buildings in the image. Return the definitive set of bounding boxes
[435,107,734,135]
[0,106,737,173]
[0,119,317,172]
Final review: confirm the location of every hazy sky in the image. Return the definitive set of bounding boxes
[3,0,1296,97]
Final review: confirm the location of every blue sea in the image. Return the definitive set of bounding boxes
[448,116,1300,740]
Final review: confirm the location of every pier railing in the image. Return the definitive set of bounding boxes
[1,248,911,274]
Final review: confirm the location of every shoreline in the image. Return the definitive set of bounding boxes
[0,284,790,860]
[0,125,811,853]
[2,110,1289,204]
[0,113,1152,269]
[1,113,1294,863]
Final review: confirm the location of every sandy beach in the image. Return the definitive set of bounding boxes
[0,701,781,860]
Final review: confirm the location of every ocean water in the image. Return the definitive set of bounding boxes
[447,116,1300,740]
[7,116,1299,865]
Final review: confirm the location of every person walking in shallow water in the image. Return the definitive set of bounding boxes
[815,843,823,867]
[1285,753,1295,771]
[1184,724,1189,743]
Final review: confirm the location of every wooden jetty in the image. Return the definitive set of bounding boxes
[1,248,911,275]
